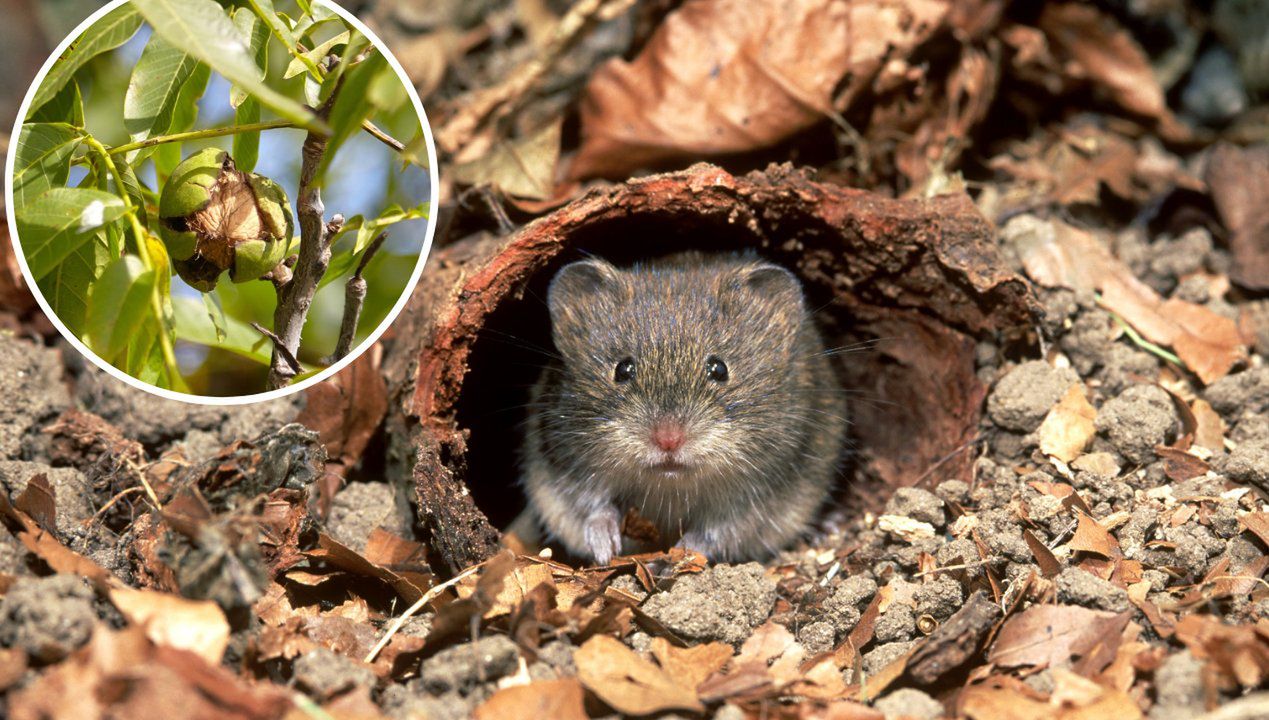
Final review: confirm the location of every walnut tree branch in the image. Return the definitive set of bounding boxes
[324,231,388,365]
[265,79,346,389]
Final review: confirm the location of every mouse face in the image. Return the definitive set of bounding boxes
[542,254,813,490]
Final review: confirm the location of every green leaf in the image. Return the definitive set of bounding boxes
[231,6,270,109]
[87,255,155,360]
[172,295,274,366]
[152,63,211,177]
[12,123,82,207]
[115,161,153,227]
[316,26,367,105]
[233,98,262,173]
[131,0,325,132]
[315,48,387,187]
[202,293,227,342]
[284,29,347,79]
[244,0,297,55]
[29,4,143,113]
[15,188,127,281]
[123,34,200,156]
[28,80,85,127]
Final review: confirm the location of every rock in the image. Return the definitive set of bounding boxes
[1095,385,1178,463]
[987,361,1079,432]
[1149,650,1205,719]
[642,563,777,645]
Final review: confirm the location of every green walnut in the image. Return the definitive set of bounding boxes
[158,148,294,292]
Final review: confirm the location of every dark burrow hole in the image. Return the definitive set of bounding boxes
[455,211,894,546]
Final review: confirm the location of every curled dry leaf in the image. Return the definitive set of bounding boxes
[474,677,588,720]
[1066,512,1115,558]
[989,604,1130,670]
[1174,615,1269,689]
[1013,216,1247,384]
[571,0,949,179]
[1205,143,1269,292]
[1191,399,1226,453]
[109,587,231,665]
[1037,4,1167,123]
[649,637,733,693]
[1038,383,1097,463]
[574,634,705,715]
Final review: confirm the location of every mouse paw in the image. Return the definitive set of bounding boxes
[583,507,623,565]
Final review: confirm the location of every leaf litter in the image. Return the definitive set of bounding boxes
[3,0,1269,718]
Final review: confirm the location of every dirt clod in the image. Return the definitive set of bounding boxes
[987,361,1079,432]
[875,687,944,720]
[292,647,377,701]
[0,574,97,663]
[884,488,946,528]
[1095,384,1178,463]
[0,337,68,460]
[1054,567,1131,613]
[418,634,521,696]
[325,481,413,553]
[641,563,776,645]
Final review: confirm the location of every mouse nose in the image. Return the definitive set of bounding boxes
[651,419,686,453]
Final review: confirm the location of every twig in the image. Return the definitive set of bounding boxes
[264,79,347,389]
[106,118,406,156]
[252,322,302,376]
[364,562,482,663]
[325,232,388,364]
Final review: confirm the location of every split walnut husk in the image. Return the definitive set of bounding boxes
[157,148,294,292]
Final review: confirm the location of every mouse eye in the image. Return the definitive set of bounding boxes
[706,356,729,383]
[614,357,636,383]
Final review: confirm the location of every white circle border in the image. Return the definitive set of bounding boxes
[4,0,440,406]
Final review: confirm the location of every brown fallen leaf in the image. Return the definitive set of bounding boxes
[109,587,230,665]
[574,634,704,715]
[1049,668,1144,719]
[1174,615,1269,689]
[1014,216,1247,383]
[1240,512,1269,548]
[1023,530,1062,578]
[1154,446,1210,483]
[1192,399,1227,453]
[1038,4,1166,121]
[305,533,432,604]
[1039,383,1097,463]
[961,679,1052,720]
[1206,143,1269,291]
[571,0,948,179]
[1066,512,1115,558]
[988,605,1130,670]
[650,637,733,693]
[474,678,588,720]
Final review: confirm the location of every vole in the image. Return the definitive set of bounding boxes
[518,252,848,564]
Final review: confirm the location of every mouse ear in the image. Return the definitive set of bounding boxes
[547,258,623,319]
[733,262,805,311]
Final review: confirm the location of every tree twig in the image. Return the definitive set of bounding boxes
[251,322,301,376]
[325,232,388,365]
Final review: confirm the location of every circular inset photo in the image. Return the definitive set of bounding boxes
[5,0,437,402]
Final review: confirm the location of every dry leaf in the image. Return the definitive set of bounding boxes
[1014,216,1247,383]
[452,120,562,200]
[1174,615,1269,689]
[1206,143,1269,291]
[1038,4,1165,120]
[1023,529,1062,577]
[650,637,732,693]
[1240,512,1269,547]
[574,635,704,715]
[571,0,948,178]
[109,588,231,665]
[1154,446,1210,482]
[1067,513,1115,558]
[1192,399,1227,453]
[1049,668,1143,718]
[1039,383,1097,462]
[989,605,1130,669]
[474,678,588,720]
